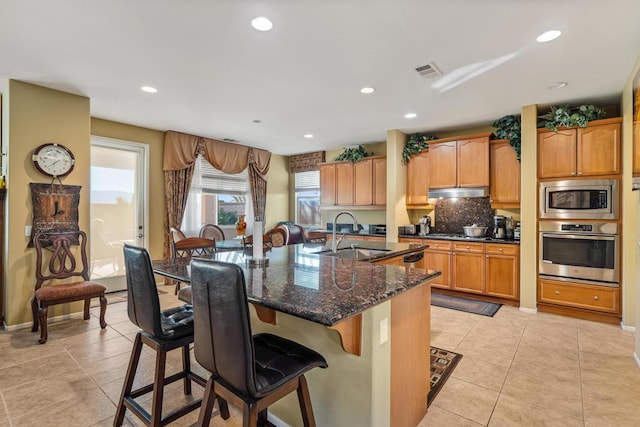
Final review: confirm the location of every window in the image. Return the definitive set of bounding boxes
[294,171,321,227]
[181,156,248,237]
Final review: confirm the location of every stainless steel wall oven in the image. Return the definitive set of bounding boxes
[539,222,619,285]
[539,179,619,220]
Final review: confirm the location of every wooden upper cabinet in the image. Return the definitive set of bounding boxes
[577,123,620,176]
[319,156,386,207]
[457,137,490,187]
[538,119,622,179]
[320,163,337,206]
[354,159,373,205]
[428,142,457,188]
[406,151,429,206]
[372,157,387,206]
[490,140,520,208]
[538,130,576,178]
[428,136,489,189]
[336,162,355,205]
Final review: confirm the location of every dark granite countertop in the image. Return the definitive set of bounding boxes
[152,242,439,326]
[399,234,521,245]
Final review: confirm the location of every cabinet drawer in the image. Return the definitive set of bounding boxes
[424,240,452,251]
[399,238,422,245]
[485,243,517,256]
[538,280,619,313]
[452,242,484,253]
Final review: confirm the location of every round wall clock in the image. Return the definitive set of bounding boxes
[32,143,76,178]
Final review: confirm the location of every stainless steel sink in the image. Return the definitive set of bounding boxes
[315,248,391,259]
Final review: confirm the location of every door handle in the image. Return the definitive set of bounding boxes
[138,234,144,238]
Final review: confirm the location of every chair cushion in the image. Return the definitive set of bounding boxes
[35,281,106,301]
[159,304,194,339]
[253,333,328,395]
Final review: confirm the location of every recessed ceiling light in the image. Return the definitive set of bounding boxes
[536,30,561,43]
[360,87,375,94]
[141,86,157,93]
[251,17,273,31]
[252,119,262,124]
[547,81,568,89]
[304,134,314,139]
[404,113,417,119]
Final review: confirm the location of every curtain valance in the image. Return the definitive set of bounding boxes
[289,151,325,173]
[163,130,271,176]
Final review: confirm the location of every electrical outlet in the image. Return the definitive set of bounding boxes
[379,318,389,344]
[25,225,32,236]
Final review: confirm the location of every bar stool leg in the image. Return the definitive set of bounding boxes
[114,333,143,426]
[182,344,192,395]
[150,345,167,427]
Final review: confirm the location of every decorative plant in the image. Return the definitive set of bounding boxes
[335,145,373,162]
[492,115,521,162]
[538,104,606,131]
[402,133,438,164]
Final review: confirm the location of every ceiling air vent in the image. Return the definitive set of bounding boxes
[415,62,442,78]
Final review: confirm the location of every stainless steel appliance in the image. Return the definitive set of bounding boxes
[539,221,619,284]
[513,221,521,240]
[398,225,419,235]
[369,224,387,235]
[418,216,431,236]
[539,179,619,220]
[493,215,506,239]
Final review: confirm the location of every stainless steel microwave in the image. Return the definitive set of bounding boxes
[539,179,619,220]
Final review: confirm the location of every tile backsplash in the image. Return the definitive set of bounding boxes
[433,197,494,235]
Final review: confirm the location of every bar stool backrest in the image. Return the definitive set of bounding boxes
[123,244,163,338]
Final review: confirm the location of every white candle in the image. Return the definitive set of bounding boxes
[253,221,263,259]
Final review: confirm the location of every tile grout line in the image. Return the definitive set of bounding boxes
[484,310,529,425]
[576,322,586,426]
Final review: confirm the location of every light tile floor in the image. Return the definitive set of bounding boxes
[0,289,638,427]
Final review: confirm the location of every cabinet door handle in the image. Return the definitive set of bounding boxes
[554,290,560,295]
[594,295,599,301]
[486,255,489,258]
[499,248,503,252]
[577,172,583,176]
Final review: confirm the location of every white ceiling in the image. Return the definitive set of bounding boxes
[1,0,639,155]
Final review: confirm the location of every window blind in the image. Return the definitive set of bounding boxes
[294,171,320,191]
[192,156,248,195]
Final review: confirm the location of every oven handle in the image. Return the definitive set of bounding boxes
[541,232,617,241]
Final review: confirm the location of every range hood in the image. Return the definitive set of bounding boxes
[428,187,490,198]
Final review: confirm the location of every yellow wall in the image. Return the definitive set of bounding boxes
[6,81,91,326]
[90,118,165,259]
[620,54,640,337]
[265,153,290,229]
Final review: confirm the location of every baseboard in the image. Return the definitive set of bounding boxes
[267,413,291,427]
[634,352,640,369]
[620,322,636,332]
[4,311,85,332]
[518,307,537,314]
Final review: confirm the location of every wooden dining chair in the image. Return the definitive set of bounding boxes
[199,223,225,242]
[169,226,215,293]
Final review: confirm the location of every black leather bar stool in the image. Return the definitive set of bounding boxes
[114,244,229,427]
[190,259,328,427]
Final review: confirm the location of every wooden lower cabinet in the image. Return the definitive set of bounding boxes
[538,278,619,314]
[452,242,485,294]
[376,255,404,266]
[400,238,519,301]
[485,243,519,299]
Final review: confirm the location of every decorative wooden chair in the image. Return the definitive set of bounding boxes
[32,230,107,344]
[198,223,225,242]
[242,233,274,251]
[190,259,328,427]
[266,226,287,247]
[305,231,327,244]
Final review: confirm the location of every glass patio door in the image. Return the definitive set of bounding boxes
[89,136,148,292]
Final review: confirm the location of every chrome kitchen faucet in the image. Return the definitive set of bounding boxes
[331,211,359,253]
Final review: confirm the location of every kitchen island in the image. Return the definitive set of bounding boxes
[153,241,440,427]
